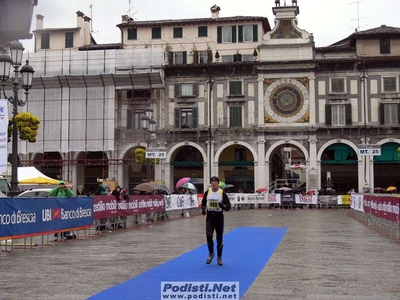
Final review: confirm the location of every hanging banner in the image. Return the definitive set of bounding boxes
[0,99,8,173]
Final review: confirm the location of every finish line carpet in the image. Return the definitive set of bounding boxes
[87,227,287,300]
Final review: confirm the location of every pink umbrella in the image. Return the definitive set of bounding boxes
[279,187,292,192]
[289,163,306,169]
[175,177,191,189]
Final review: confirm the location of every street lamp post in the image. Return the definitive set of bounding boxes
[0,42,35,197]
[141,107,156,183]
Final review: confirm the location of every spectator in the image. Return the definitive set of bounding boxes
[49,181,74,241]
[111,186,121,199]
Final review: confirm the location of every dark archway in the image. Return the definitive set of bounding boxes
[171,146,204,193]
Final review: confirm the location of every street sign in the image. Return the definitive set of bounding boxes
[358,144,381,156]
[146,147,167,159]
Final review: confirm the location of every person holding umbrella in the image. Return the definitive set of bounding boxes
[201,176,231,266]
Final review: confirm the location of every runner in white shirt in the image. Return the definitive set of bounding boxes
[201,176,231,266]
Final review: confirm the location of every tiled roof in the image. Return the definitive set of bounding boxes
[33,27,80,33]
[316,44,354,52]
[351,25,400,36]
[117,16,271,31]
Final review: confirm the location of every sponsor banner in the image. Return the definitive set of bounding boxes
[364,195,400,223]
[228,193,281,204]
[93,195,165,219]
[164,194,200,211]
[161,281,239,299]
[295,194,317,205]
[266,193,281,204]
[93,196,120,219]
[0,99,8,173]
[0,197,93,239]
[317,195,337,205]
[350,193,365,212]
[337,195,351,205]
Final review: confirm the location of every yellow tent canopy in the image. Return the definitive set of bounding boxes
[17,167,59,185]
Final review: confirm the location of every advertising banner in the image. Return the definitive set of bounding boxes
[0,99,8,173]
[93,195,165,219]
[364,195,400,223]
[295,194,317,205]
[266,193,281,204]
[350,193,364,212]
[337,195,351,205]
[227,193,281,205]
[0,197,93,240]
[164,194,199,211]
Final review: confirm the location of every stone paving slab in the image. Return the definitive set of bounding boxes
[0,209,399,300]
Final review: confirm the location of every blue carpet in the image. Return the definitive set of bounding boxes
[87,227,287,300]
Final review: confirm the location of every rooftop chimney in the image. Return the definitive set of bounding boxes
[36,14,44,30]
[121,15,133,23]
[76,10,85,28]
[210,5,221,19]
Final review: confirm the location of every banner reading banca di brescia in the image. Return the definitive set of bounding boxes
[0,197,93,240]
[0,99,8,173]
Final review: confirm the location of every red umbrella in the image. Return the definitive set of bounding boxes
[256,187,268,193]
[175,177,191,189]
[306,190,315,195]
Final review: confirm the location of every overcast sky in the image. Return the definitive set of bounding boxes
[21,0,399,52]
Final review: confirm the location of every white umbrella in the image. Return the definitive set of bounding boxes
[180,182,197,190]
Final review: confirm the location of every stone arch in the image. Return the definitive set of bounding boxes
[266,140,309,162]
[317,139,358,161]
[215,141,258,162]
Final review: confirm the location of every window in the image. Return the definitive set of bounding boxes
[127,110,146,130]
[383,77,397,92]
[325,104,351,126]
[242,54,254,62]
[65,32,74,48]
[174,107,198,128]
[233,53,242,62]
[235,148,246,161]
[222,55,233,63]
[238,25,258,42]
[152,27,161,39]
[198,51,209,64]
[217,26,237,43]
[229,81,242,96]
[128,28,137,40]
[198,26,208,37]
[173,27,183,38]
[380,38,390,54]
[175,83,198,97]
[168,51,187,65]
[229,106,242,128]
[41,33,50,49]
[380,103,399,125]
[331,78,345,93]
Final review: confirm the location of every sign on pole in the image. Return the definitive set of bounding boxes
[145,147,167,159]
[358,144,381,156]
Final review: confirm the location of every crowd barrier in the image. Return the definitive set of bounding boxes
[226,193,350,209]
[350,193,400,239]
[0,194,202,252]
[0,192,358,252]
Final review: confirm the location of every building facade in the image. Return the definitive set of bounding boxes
[5,1,400,194]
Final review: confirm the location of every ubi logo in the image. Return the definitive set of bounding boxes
[42,208,61,222]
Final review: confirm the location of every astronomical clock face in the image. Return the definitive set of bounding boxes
[264,78,309,123]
